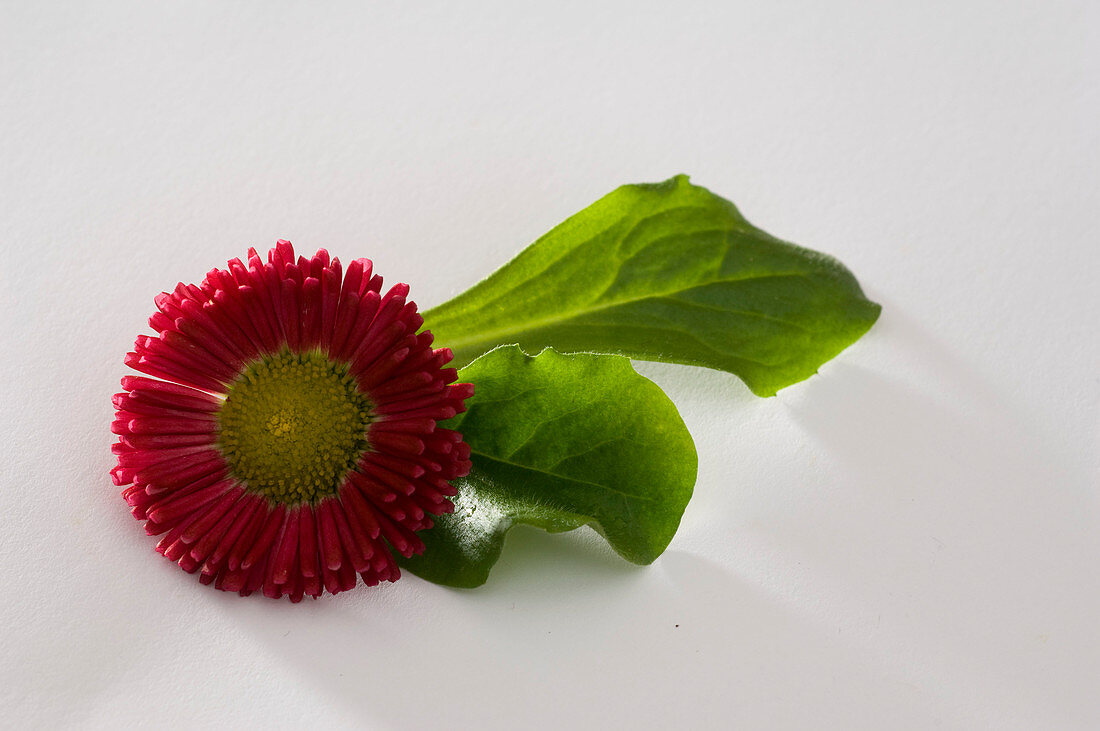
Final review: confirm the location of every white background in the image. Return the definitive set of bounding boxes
[1,2,1097,729]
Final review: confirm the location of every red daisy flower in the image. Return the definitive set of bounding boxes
[110,240,473,601]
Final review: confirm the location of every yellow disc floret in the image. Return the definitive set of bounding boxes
[217,350,372,504]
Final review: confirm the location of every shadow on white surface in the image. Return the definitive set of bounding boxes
[221,545,940,729]
[780,304,1095,729]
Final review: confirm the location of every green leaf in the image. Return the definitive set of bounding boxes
[424,175,880,397]
[400,346,697,588]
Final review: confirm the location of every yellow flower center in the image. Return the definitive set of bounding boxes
[217,350,372,504]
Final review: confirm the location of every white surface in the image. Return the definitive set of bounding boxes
[1,1,1097,728]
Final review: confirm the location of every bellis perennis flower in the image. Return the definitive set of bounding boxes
[108,178,881,596]
[111,241,473,601]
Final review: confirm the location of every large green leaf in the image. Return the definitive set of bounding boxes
[424,175,880,397]
[400,346,697,588]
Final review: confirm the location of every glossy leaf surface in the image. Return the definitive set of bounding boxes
[401,346,697,587]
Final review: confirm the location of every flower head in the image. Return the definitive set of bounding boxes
[111,241,472,601]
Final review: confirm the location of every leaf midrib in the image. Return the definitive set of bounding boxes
[470,450,659,504]
[434,270,811,356]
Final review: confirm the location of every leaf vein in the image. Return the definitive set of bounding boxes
[472,451,658,503]
[443,271,811,356]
